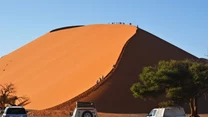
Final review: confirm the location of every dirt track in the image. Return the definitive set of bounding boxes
[98,113,146,117]
[29,113,208,117]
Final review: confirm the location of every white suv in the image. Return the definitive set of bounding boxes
[1,106,27,117]
[147,107,186,117]
[70,102,98,117]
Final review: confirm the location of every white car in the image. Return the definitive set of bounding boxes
[1,106,27,117]
[70,102,98,117]
[147,106,186,117]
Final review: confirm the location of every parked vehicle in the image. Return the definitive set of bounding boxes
[1,106,27,117]
[146,107,186,117]
[70,102,98,117]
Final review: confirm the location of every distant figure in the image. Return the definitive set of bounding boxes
[99,77,102,82]
[137,25,139,28]
[129,23,132,25]
[102,75,104,79]
[96,80,99,84]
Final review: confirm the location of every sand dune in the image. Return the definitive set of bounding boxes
[78,28,207,114]
[40,26,208,116]
[1,24,207,117]
[0,24,136,110]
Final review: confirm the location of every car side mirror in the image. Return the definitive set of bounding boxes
[70,112,73,116]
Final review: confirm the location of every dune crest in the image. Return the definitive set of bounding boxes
[0,24,137,109]
[43,27,208,116]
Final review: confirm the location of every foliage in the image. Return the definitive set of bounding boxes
[131,59,208,117]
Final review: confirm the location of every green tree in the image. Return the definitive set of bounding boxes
[0,83,30,109]
[130,59,208,117]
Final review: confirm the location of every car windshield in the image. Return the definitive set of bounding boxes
[77,102,95,108]
[6,108,26,114]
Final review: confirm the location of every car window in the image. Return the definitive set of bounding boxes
[6,108,26,114]
[149,109,157,116]
[152,110,157,116]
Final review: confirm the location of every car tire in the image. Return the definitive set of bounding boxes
[82,111,93,117]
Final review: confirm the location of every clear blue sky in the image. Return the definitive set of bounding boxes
[0,0,207,58]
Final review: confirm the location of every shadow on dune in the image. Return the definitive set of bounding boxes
[50,25,84,33]
[39,27,208,115]
[79,28,199,113]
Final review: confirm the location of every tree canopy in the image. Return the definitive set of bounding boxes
[131,59,208,117]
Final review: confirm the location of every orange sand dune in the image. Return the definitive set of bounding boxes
[0,24,137,109]
[77,28,207,114]
[39,27,208,116]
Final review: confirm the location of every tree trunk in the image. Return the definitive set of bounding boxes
[189,98,194,117]
[189,97,199,117]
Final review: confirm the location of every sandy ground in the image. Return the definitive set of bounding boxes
[98,113,146,117]
[97,113,208,117]
[28,113,208,117]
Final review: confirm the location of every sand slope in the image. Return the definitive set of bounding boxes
[1,24,207,116]
[42,27,208,116]
[0,24,136,109]
[79,28,207,113]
